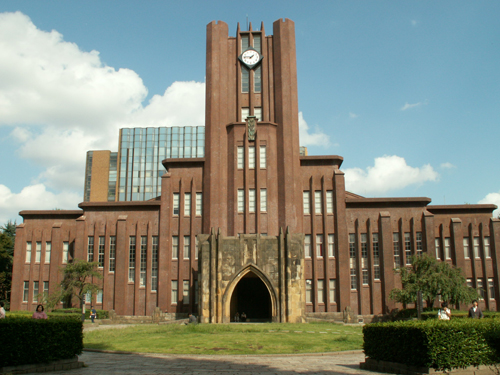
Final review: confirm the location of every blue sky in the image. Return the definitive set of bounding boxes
[0,0,499,223]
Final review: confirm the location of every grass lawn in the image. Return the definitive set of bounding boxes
[84,322,363,355]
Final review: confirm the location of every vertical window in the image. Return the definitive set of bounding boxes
[474,237,480,258]
[477,279,485,300]
[241,66,249,93]
[259,146,266,169]
[195,236,199,260]
[314,191,322,214]
[326,191,333,214]
[305,235,312,258]
[151,236,158,291]
[43,281,49,296]
[172,280,178,304]
[484,237,491,258]
[109,236,116,272]
[172,236,179,259]
[373,233,380,280]
[249,189,256,213]
[241,107,250,120]
[404,233,412,265]
[23,281,29,302]
[254,107,262,121]
[196,193,203,216]
[361,234,368,259]
[35,242,41,263]
[85,291,91,304]
[329,279,336,303]
[328,234,335,258]
[254,67,262,93]
[87,236,94,262]
[184,236,191,259]
[128,236,136,282]
[184,193,191,216]
[393,233,400,268]
[33,281,39,303]
[416,232,423,256]
[248,146,256,169]
[463,237,471,259]
[237,146,244,169]
[350,269,357,290]
[183,280,190,305]
[317,279,324,303]
[237,190,245,212]
[303,191,311,214]
[349,234,356,261]
[362,269,369,285]
[62,242,69,264]
[305,280,312,303]
[26,242,32,263]
[316,234,323,257]
[98,236,105,267]
[97,290,103,304]
[194,280,199,305]
[444,237,451,260]
[173,193,180,216]
[489,278,495,299]
[260,189,267,212]
[435,238,441,260]
[241,35,249,50]
[467,279,473,288]
[45,242,51,263]
[140,236,147,287]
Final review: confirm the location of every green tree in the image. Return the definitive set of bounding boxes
[0,220,15,304]
[390,254,478,308]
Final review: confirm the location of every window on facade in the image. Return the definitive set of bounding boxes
[463,237,471,259]
[128,236,136,282]
[259,146,266,169]
[329,279,336,303]
[241,34,249,50]
[194,280,198,305]
[314,191,322,214]
[45,242,51,263]
[196,193,202,216]
[361,234,368,259]
[316,234,323,258]
[237,146,244,169]
[35,241,41,263]
[249,189,256,213]
[173,193,180,216]
[172,236,179,259]
[33,281,39,303]
[151,236,159,291]
[62,241,69,264]
[140,236,147,287]
[184,193,191,216]
[435,238,441,260]
[85,291,91,304]
[248,146,256,169]
[303,191,311,215]
[241,67,250,93]
[238,190,245,212]
[317,279,324,304]
[350,269,357,290]
[241,107,250,121]
[254,107,262,121]
[23,281,29,302]
[109,236,116,272]
[473,237,480,258]
[478,279,485,300]
[326,191,333,214]
[328,234,335,258]
[444,237,451,260]
[373,233,380,280]
[97,290,103,304]
[305,280,312,303]
[183,280,190,305]
[26,242,32,263]
[362,268,369,285]
[172,280,178,304]
[184,236,191,259]
[416,232,423,256]
[254,67,262,93]
[489,278,495,299]
[260,189,267,212]
[305,235,312,258]
[404,233,412,265]
[195,236,199,260]
[349,234,356,260]
[43,281,49,296]
[393,233,400,268]
[484,237,491,258]
[98,236,105,268]
[87,237,94,262]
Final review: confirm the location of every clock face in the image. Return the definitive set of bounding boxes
[242,50,260,65]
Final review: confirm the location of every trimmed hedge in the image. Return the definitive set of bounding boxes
[392,308,500,321]
[0,318,83,367]
[364,319,500,371]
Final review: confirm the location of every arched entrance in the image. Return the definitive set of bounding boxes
[229,272,272,322]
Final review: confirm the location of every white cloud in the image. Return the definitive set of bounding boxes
[344,155,439,195]
[478,191,500,218]
[440,162,456,169]
[401,102,421,111]
[298,111,330,147]
[349,112,358,119]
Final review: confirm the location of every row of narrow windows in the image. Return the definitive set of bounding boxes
[303,191,334,215]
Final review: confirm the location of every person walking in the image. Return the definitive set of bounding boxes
[468,300,484,318]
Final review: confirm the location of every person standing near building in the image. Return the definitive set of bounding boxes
[0,302,5,319]
[90,307,97,323]
[468,300,484,318]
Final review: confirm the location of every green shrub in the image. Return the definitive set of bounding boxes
[364,319,500,371]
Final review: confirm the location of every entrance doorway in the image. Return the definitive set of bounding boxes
[230,272,272,322]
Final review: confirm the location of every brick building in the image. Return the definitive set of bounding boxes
[11,19,500,322]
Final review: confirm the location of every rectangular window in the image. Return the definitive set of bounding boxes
[172,280,178,304]
[317,279,324,304]
[416,232,423,256]
[306,280,312,303]
[184,193,191,216]
[237,190,245,212]
[241,34,249,50]
[45,242,51,263]
[194,280,198,305]
[362,268,369,285]
[23,281,29,302]
[248,146,256,169]
[140,236,147,287]
[393,233,400,268]
[316,234,323,257]
[326,191,333,214]
[303,191,311,215]
[241,67,249,93]
[184,236,191,259]
[484,237,491,258]
[260,189,267,212]
[33,281,39,303]
[405,233,412,265]
[173,193,180,215]
[151,236,159,291]
[237,146,244,169]
[361,234,368,259]
[349,234,356,259]
[62,241,69,264]
[444,237,451,260]
[373,233,380,280]
[314,191,322,214]
[254,66,262,93]
[183,280,190,305]
[474,237,480,258]
[43,281,49,296]
[195,236,199,260]
[196,193,202,216]
[98,236,105,267]
[435,238,441,260]
[467,278,473,288]
[259,146,266,169]
[85,291,91,304]
[26,242,32,263]
[254,106,262,121]
[305,235,312,258]
[350,269,357,290]
[478,279,485,300]
[329,279,336,303]
[328,234,335,258]
[464,237,471,259]
[128,236,136,282]
[109,236,116,272]
[97,290,103,304]
[87,236,94,262]
[172,236,179,259]
[489,278,495,299]
[35,241,41,263]
[249,189,256,213]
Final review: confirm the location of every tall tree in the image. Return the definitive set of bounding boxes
[0,221,15,304]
